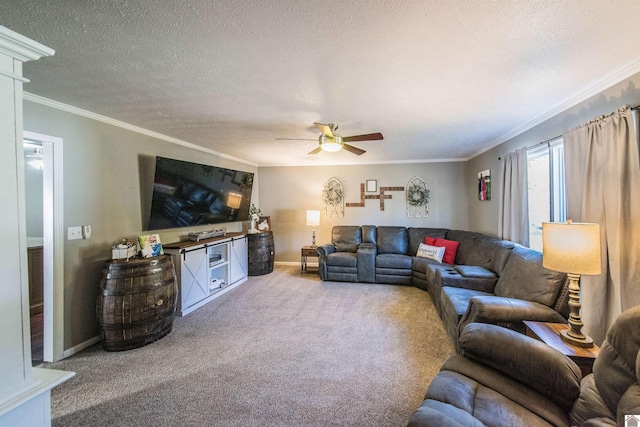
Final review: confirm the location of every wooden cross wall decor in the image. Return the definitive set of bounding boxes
[346,183,405,211]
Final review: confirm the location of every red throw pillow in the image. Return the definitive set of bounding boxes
[434,238,459,265]
[424,236,438,245]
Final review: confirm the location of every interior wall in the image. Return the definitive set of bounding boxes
[23,100,258,350]
[258,162,468,262]
[24,154,43,238]
[466,71,640,237]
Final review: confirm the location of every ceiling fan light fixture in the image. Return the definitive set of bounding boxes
[319,134,343,152]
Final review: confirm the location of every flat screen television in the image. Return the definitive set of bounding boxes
[146,156,254,231]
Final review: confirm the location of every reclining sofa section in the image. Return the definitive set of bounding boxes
[317,226,569,347]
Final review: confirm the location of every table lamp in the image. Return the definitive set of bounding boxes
[306,210,320,247]
[542,220,601,348]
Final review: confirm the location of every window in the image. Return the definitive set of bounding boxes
[527,138,566,251]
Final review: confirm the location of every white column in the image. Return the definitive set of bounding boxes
[0,25,73,427]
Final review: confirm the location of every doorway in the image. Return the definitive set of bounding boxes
[23,131,64,363]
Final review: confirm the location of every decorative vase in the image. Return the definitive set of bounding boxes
[248,217,258,234]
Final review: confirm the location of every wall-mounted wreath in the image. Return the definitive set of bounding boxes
[406,177,429,217]
[322,177,344,217]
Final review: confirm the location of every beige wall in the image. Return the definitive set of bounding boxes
[466,72,640,236]
[258,162,468,262]
[24,100,258,350]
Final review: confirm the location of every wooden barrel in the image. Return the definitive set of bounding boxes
[97,255,177,351]
[248,231,274,276]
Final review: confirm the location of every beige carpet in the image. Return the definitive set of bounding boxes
[46,265,453,426]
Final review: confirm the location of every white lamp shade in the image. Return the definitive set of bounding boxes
[227,192,242,209]
[306,210,320,226]
[542,222,601,275]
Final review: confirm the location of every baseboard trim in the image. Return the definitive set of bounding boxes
[62,335,101,359]
[274,261,318,266]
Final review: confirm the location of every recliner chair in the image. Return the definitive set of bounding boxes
[408,305,640,426]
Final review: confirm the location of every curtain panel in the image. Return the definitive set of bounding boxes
[499,148,529,246]
[563,105,640,343]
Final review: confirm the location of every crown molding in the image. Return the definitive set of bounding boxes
[467,57,640,160]
[0,25,54,62]
[23,93,258,167]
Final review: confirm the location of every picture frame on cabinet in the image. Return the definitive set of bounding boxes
[258,216,271,231]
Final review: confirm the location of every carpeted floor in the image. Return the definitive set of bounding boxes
[46,265,453,426]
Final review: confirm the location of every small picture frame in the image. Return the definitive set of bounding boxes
[258,215,271,232]
[138,234,164,258]
[366,179,377,193]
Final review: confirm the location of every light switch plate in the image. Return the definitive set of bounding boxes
[68,226,82,240]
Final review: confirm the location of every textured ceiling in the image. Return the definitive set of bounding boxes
[4,0,640,166]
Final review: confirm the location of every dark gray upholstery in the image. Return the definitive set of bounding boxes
[317,225,569,348]
[377,226,408,254]
[409,305,640,427]
[493,246,566,307]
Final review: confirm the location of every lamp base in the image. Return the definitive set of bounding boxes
[560,329,594,348]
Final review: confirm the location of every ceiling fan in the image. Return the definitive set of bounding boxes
[277,123,383,155]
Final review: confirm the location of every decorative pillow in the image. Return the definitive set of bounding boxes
[416,243,445,263]
[434,238,460,265]
[424,236,438,245]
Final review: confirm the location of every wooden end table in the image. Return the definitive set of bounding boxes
[301,246,319,274]
[524,321,600,377]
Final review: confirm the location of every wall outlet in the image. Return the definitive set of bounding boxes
[67,226,83,240]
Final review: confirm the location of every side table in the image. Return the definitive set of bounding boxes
[301,246,319,274]
[524,321,600,377]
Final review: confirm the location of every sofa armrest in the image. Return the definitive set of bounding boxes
[458,323,581,412]
[458,295,567,334]
[317,244,335,280]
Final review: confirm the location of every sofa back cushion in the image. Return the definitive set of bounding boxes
[490,241,516,275]
[377,226,408,254]
[361,225,377,244]
[407,227,448,256]
[331,226,362,252]
[493,246,566,307]
[444,230,514,273]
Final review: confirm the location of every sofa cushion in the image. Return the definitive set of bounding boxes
[434,238,459,265]
[446,230,503,269]
[407,227,449,257]
[376,253,412,269]
[361,225,377,244]
[454,265,497,279]
[325,252,358,267]
[493,246,566,307]
[331,226,362,252]
[377,226,408,254]
[490,241,516,275]
[416,243,445,263]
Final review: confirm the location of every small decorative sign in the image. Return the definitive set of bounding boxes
[478,169,491,201]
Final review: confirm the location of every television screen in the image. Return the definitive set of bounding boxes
[146,157,254,230]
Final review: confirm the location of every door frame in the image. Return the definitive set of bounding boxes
[24,130,64,362]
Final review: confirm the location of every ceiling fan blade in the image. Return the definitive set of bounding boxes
[314,122,334,138]
[308,146,323,155]
[343,132,383,142]
[275,138,318,141]
[342,144,366,155]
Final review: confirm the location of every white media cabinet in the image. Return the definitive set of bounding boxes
[164,232,248,316]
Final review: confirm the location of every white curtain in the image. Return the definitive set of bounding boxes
[499,147,529,246]
[564,105,640,344]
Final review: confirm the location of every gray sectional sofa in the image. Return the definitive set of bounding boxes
[317,225,569,347]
